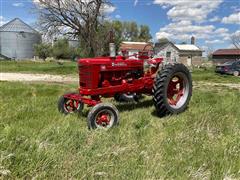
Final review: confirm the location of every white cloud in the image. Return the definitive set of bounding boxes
[156,21,215,41]
[12,2,24,7]
[206,40,224,44]
[0,16,8,26]
[153,0,235,47]
[222,12,240,24]
[155,20,233,47]
[214,28,229,34]
[209,16,220,22]
[156,32,172,39]
[134,0,138,6]
[231,30,240,39]
[153,0,223,22]
[33,0,116,14]
[115,14,121,19]
[101,4,116,14]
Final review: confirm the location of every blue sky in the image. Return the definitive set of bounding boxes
[0,0,239,51]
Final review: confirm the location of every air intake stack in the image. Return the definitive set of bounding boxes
[109,30,116,58]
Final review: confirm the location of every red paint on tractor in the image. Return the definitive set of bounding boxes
[64,55,163,107]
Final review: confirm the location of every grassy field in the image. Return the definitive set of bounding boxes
[1,60,240,84]
[0,79,240,179]
[192,68,240,83]
[0,61,77,75]
[1,60,240,178]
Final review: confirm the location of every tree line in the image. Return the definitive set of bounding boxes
[34,20,152,60]
[33,0,152,60]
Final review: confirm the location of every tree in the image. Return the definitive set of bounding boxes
[52,39,71,59]
[122,21,139,41]
[94,20,152,56]
[158,38,170,43]
[138,25,152,42]
[35,0,112,57]
[34,43,52,60]
[231,33,240,49]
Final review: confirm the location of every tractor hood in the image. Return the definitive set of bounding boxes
[78,57,113,65]
[78,56,143,67]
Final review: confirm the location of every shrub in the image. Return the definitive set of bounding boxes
[34,43,52,60]
[52,39,71,59]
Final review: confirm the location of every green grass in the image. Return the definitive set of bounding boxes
[1,81,240,179]
[0,61,78,75]
[192,68,240,83]
[1,60,240,83]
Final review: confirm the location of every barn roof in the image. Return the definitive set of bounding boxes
[0,18,38,34]
[213,49,240,55]
[120,41,153,51]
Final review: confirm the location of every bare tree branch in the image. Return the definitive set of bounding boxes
[35,0,113,56]
[231,34,240,49]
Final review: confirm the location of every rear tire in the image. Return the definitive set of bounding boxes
[153,64,192,117]
[87,103,119,129]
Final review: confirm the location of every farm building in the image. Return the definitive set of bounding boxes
[212,49,240,64]
[0,18,41,60]
[119,42,153,59]
[155,38,203,67]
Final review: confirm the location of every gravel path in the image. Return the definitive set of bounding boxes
[0,72,78,83]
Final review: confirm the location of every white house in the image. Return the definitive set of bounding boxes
[155,38,203,67]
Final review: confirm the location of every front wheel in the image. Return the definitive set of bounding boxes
[58,95,84,115]
[153,63,192,117]
[87,103,119,129]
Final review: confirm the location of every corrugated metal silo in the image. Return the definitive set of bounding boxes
[0,18,41,60]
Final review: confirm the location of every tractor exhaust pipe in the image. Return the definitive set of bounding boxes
[109,30,116,58]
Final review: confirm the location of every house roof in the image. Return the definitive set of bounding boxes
[174,44,202,51]
[0,18,38,34]
[213,49,240,56]
[120,41,153,51]
[155,42,202,52]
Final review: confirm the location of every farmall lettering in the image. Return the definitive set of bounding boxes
[112,62,127,67]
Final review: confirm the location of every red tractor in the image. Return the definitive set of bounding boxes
[58,45,192,129]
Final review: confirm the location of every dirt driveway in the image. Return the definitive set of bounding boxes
[1,72,240,90]
[0,72,78,83]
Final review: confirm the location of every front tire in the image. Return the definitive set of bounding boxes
[87,103,119,129]
[58,93,84,115]
[153,64,192,117]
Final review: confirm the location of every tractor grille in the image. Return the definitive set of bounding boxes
[79,65,92,88]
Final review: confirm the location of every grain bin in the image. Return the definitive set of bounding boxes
[0,18,41,60]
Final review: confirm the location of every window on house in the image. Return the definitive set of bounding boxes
[166,52,171,58]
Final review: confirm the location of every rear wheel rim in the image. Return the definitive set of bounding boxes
[95,110,115,129]
[167,72,190,109]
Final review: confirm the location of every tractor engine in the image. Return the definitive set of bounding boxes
[78,56,144,90]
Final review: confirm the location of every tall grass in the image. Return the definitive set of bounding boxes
[0,81,239,179]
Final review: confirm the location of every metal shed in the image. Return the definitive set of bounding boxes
[0,18,41,60]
